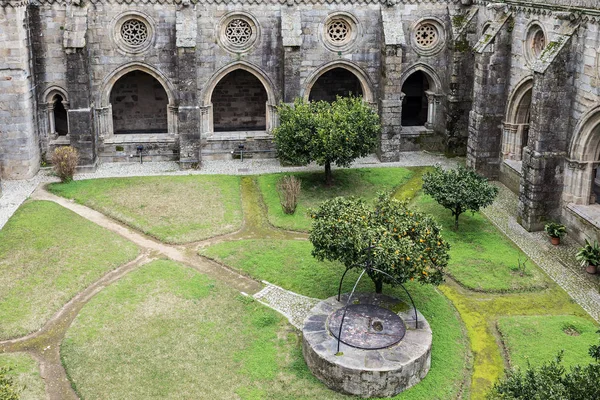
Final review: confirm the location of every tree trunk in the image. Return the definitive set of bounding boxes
[325,162,332,186]
[454,212,460,230]
[374,278,383,294]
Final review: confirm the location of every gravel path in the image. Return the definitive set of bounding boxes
[482,183,600,322]
[0,152,458,230]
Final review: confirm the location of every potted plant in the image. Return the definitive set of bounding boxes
[544,222,566,245]
[576,239,600,274]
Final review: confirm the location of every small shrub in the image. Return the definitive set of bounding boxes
[544,222,566,238]
[0,367,22,400]
[277,175,301,215]
[51,146,79,183]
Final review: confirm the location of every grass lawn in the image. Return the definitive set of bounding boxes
[0,201,139,340]
[257,168,414,231]
[413,195,550,293]
[48,175,243,244]
[0,353,46,400]
[497,315,599,369]
[62,259,417,400]
[202,240,469,400]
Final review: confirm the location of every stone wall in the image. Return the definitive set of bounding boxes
[0,5,38,179]
[211,69,268,132]
[110,71,169,134]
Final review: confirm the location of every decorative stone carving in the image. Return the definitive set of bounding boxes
[321,12,359,52]
[218,13,260,53]
[112,13,155,55]
[411,18,445,56]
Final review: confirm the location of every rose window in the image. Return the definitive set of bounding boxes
[327,19,350,44]
[225,19,253,46]
[415,23,439,48]
[120,19,149,47]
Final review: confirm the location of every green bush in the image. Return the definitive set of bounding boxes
[488,333,600,399]
[51,146,79,183]
[0,367,21,400]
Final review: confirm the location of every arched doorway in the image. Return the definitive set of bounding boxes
[50,94,69,136]
[211,69,268,132]
[502,79,533,162]
[401,71,430,127]
[110,70,169,134]
[308,67,363,102]
[565,108,600,205]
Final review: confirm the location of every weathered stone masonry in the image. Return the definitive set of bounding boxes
[2,0,600,242]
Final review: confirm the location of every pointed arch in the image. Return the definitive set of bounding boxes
[202,61,277,106]
[501,77,534,162]
[302,61,375,103]
[201,61,277,134]
[97,63,178,138]
[399,63,442,93]
[564,105,600,205]
[506,77,534,124]
[100,62,176,107]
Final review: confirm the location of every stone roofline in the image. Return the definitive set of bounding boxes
[2,0,600,15]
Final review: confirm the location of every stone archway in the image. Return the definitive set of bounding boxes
[97,63,177,139]
[211,70,269,132]
[302,61,375,103]
[201,62,277,136]
[399,65,442,130]
[502,78,533,162]
[110,70,169,134]
[308,68,363,102]
[564,107,600,205]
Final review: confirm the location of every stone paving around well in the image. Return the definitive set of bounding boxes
[483,183,600,323]
[253,281,321,329]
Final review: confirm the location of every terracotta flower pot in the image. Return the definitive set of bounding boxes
[550,236,560,246]
[586,264,598,275]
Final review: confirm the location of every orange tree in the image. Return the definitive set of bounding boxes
[273,96,380,185]
[309,192,450,293]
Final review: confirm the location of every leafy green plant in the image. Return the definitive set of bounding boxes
[488,332,600,399]
[273,96,380,185]
[0,367,22,400]
[575,239,600,267]
[309,192,450,293]
[544,222,566,238]
[422,165,498,230]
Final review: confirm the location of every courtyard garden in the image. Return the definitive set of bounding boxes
[1,166,598,399]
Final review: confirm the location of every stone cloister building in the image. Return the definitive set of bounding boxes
[1,0,600,242]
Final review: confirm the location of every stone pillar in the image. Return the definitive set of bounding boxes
[281,8,302,103]
[0,5,39,179]
[176,3,200,168]
[466,13,512,179]
[518,45,574,231]
[64,6,96,170]
[378,44,403,162]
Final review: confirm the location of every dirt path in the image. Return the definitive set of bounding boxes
[0,254,153,400]
[0,184,272,399]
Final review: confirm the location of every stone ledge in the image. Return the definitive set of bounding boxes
[103,135,177,144]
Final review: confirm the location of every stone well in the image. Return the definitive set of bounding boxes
[302,293,432,398]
